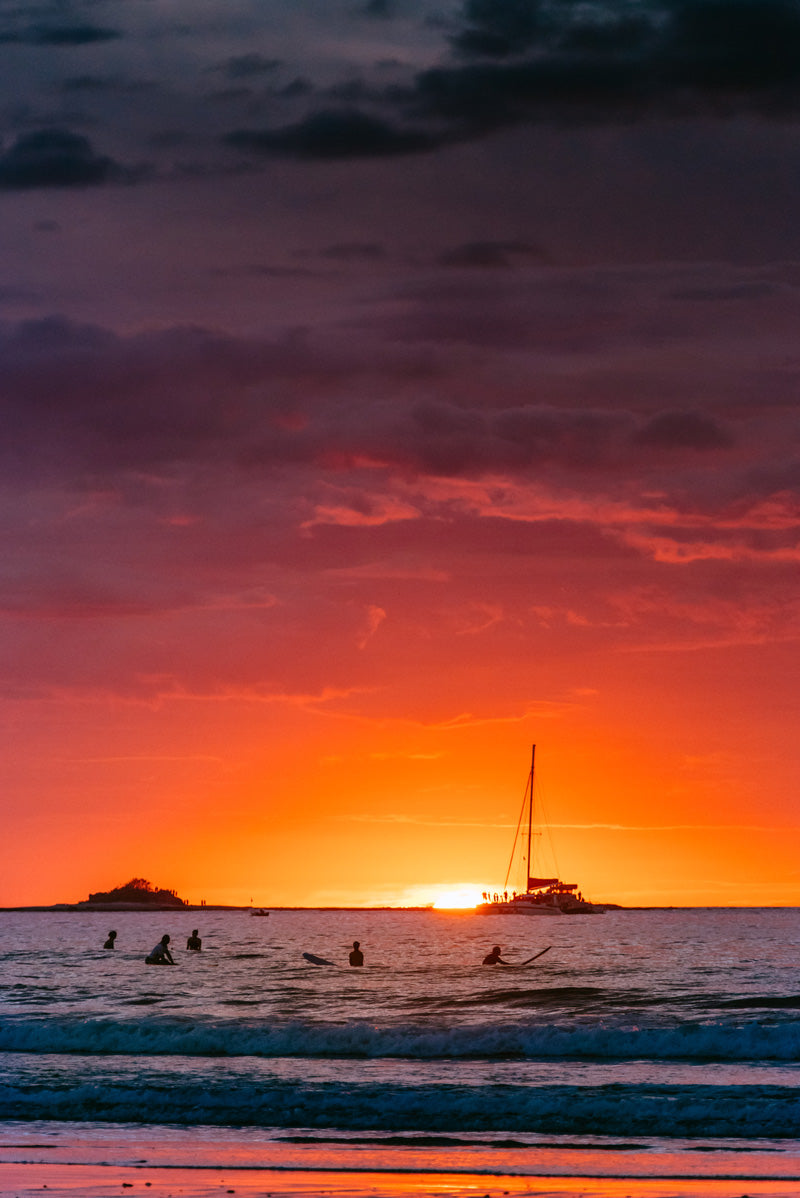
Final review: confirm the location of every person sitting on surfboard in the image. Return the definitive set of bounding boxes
[482,945,511,965]
[146,934,174,965]
[186,929,201,951]
[103,930,117,950]
[349,941,364,967]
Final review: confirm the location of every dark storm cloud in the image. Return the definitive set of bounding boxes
[361,0,397,16]
[225,108,441,159]
[417,0,800,130]
[223,2,800,163]
[0,23,120,45]
[0,130,119,188]
[449,0,547,58]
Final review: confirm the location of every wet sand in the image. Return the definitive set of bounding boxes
[1,1165,800,1198]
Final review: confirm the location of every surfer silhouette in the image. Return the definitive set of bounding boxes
[146,934,174,965]
[349,940,364,967]
[186,929,202,951]
[482,945,511,965]
[103,930,117,950]
[483,945,551,967]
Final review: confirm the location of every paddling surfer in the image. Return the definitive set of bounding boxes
[482,945,551,966]
[482,945,511,965]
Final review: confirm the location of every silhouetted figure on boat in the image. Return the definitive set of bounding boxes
[186,929,202,951]
[103,930,117,950]
[146,934,174,965]
[349,940,364,967]
[482,945,511,965]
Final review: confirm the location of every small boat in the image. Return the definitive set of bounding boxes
[476,745,603,916]
[250,909,269,917]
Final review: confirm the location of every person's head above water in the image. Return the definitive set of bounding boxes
[192,930,198,937]
[161,935,170,945]
[352,940,360,949]
[108,930,116,939]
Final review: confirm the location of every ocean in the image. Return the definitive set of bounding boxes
[1,906,799,1191]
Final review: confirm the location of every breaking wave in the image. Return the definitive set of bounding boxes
[2,1014,800,1061]
[1,1071,798,1137]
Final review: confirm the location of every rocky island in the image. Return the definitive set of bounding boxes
[77,877,187,911]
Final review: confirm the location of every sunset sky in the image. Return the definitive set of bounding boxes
[1,0,799,909]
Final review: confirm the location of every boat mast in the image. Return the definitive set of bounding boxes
[526,744,535,889]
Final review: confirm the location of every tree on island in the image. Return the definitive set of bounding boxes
[87,877,187,907]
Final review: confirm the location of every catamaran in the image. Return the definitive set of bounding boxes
[476,745,603,916]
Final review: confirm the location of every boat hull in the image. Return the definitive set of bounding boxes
[476,901,563,916]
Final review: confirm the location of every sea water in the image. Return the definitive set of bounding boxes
[0,906,799,1184]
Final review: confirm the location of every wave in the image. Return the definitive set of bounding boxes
[2,1015,800,1062]
[1,1072,798,1137]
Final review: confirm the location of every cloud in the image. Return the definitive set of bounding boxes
[633,411,734,450]
[320,243,386,261]
[220,53,282,80]
[211,2,800,165]
[449,0,546,58]
[0,24,121,46]
[0,309,762,492]
[357,604,386,648]
[225,108,441,159]
[416,0,800,132]
[0,130,119,189]
[439,240,549,268]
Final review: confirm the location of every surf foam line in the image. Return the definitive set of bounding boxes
[1,1077,799,1137]
[1,1016,800,1061]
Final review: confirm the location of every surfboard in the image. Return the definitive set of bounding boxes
[302,952,335,966]
[519,947,552,966]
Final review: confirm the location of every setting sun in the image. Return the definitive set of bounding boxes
[427,884,486,910]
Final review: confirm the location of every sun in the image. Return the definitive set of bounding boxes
[395,882,486,909]
[429,883,485,909]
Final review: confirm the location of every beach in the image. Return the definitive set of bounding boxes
[2,1165,800,1198]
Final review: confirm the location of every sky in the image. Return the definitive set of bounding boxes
[1,0,799,909]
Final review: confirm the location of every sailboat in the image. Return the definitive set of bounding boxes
[476,745,603,916]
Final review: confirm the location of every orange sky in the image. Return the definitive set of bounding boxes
[2,628,798,908]
[0,2,799,909]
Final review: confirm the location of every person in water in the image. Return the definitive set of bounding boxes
[146,934,174,965]
[186,929,202,951]
[482,945,511,965]
[103,930,117,950]
[349,940,364,967]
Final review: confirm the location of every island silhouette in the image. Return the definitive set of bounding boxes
[85,877,187,908]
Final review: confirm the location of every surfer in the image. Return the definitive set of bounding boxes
[483,945,552,966]
[349,940,364,967]
[186,929,202,951]
[103,930,117,949]
[482,945,511,965]
[146,934,175,965]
